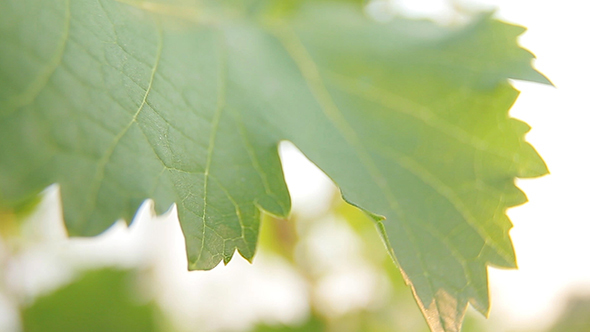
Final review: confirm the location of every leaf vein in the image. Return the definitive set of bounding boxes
[3,0,71,119]
[270,25,465,327]
[324,71,520,163]
[195,32,227,265]
[81,20,163,230]
[380,147,513,263]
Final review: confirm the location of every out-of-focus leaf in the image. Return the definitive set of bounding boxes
[21,269,161,332]
[548,296,590,332]
[259,213,299,262]
[252,313,326,332]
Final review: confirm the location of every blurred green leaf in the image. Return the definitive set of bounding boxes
[547,296,590,332]
[22,269,162,332]
[0,0,548,331]
[259,213,299,263]
[252,313,326,332]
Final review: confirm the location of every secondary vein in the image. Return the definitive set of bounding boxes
[3,0,71,119]
[81,20,163,229]
[270,25,404,220]
[269,24,457,322]
[195,31,228,265]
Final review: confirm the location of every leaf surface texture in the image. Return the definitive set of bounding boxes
[0,1,549,330]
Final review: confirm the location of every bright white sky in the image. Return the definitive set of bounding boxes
[1,1,588,331]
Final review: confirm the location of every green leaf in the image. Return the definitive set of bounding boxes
[253,313,326,332]
[0,0,548,331]
[548,296,590,332]
[21,269,162,332]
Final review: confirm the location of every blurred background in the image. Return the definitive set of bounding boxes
[1,0,589,331]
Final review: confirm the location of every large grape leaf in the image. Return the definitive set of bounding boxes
[0,0,549,331]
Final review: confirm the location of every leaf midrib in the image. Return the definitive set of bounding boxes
[266,24,459,327]
[264,23,497,325]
